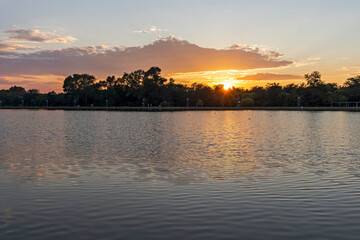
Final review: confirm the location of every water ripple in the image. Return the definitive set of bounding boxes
[0,110,360,239]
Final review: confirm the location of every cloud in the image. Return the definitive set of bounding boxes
[0,75,64,92]
[0,36,292,78]
[0,78,35,85]
[267,51,284,58]
[0,76,38,87]
[0,43,39,52]
[3,26,77,43]
[134,26,168,34]
[339,66,360,71]
[337,66,360,76]
[227,44,283,58]
[0,36,294,92]
[238,73,303,81]
[0,78,11,84]
[294,57,321,67]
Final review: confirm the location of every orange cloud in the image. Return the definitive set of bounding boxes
[0,75,64,92]
[0,36,292,76]
[238,73,303,81]
[0,43,39,52]
[0,36,293,92]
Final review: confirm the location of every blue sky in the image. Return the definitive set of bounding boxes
[1,0,360,91]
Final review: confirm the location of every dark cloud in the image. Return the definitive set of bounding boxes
[3,26,77,43]
[238,73,303,81]
[0,36,292,78]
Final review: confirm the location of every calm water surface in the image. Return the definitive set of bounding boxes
[1,110,360,239]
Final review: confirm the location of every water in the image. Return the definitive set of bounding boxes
[1,110,360,239]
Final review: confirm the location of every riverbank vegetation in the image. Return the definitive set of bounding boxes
[1,67,360,107]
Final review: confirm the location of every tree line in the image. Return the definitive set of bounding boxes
[1,67,360,107]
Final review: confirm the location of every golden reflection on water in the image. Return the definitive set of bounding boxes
[1,110,360,184]
[2,110,360,240]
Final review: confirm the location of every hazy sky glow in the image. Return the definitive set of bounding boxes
[1,0,360,92]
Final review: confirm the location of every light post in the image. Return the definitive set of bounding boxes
[46,99,48,107]
[186,98,189,107]
[106,99,108,108]
[237,97,241,107]
[22,100,24,106]
[297,96,301,107]
[73,99,76,107]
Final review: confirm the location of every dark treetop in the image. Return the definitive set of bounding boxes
[1,68,360,107]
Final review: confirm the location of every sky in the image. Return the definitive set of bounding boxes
[1,0,360,92]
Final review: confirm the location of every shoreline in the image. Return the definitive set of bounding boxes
[1,106,360,112]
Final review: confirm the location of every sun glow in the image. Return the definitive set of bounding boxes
[223,83,231,90]
[170,69,310,90]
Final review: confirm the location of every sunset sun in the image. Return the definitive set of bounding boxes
[223,83,231,90]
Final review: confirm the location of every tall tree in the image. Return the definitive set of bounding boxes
[305,71,324,87]
[344,75,360,88]
[63,74,97,105]
[343,75,360,101]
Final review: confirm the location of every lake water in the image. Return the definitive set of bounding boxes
[1,110,360,239]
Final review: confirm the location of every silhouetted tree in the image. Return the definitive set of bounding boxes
[344,75,360,88]
[63,74,97,105]
[1,68,359,108]
[343,75,360,101]
[305,71,324,87]
[9,86,26,94]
